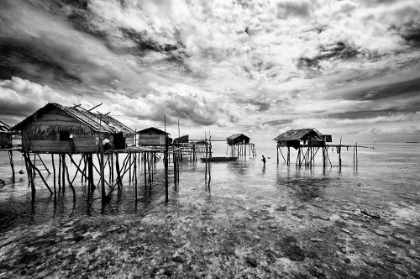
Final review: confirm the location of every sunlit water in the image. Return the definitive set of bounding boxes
[1,142,419,233]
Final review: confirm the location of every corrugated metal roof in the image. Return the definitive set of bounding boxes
[0,120,11,133]
[227,133,250,140]
[274,128,323,141]
[12,103,135,134]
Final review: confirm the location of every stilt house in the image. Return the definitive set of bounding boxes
[137,127,169,146]
[227,134,250,145]
[173,135,188,145]
[0,120,12,148]
[274,128,332,149]
[11,103,135,153]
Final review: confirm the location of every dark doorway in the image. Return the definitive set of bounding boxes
[114,132,126,149]
[60,131,70,141]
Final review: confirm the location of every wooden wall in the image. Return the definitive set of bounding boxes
[138,134,166,146]
[0,133,12,147]
[21,108,99,153]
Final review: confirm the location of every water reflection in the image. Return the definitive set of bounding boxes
[1,143,420,234]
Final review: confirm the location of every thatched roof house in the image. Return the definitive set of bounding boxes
[227,133,250,145]
[137,127,170,146]
[12,103,135,153]
[0,120,12,148]
[274,128,332,148]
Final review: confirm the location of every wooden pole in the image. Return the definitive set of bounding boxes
[339,136,342,170]
[115,153,122,190]
[37,154,50,174]
[24,153,36,204]
[134,153,138,202]
[51,154,56,200]
[165,136,169,202]
[61,154,66,193]
[143,153,147,190]
[8,151,15,183]
[64,154,76,204]
[26,154,53,195]
[100,143,105,203]
[58,154,61,192]
[128,153,132,183]
[87,154,93,204]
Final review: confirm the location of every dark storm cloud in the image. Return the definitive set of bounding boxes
[0,40,82,83]
[325,110,409,120]
[342,77,420,104]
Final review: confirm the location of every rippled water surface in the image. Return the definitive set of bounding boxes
[1,142,419,232]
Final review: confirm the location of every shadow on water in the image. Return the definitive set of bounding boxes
[276,164,341,202]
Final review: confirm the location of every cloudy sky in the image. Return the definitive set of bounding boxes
[1,0,420,143]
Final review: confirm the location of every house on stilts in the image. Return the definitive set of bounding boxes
[12,103,135,153]
[226,133,256,158]
[137,127,170,147]
[274,128,332,167]
[0,120,12,149]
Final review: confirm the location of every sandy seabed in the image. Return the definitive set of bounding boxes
[1,195,420,279]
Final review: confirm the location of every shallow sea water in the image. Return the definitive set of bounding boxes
[0,142,419,233]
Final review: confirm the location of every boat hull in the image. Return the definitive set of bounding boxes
[200,157,238,162]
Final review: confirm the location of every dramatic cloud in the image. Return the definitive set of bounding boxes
[0,0,419,141]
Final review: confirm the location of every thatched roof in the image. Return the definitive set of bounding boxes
[227,133,250,141]
[0,120,11,133]
[12,103,135,134]
[137,127,169,135]
[274,128,323,142]
[97,113,134,135]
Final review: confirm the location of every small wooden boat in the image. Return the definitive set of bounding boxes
[200,156,238,162]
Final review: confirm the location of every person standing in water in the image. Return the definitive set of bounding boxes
[262,155,266,165]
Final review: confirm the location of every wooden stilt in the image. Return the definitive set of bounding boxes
[87,154,94,203]
[23,153,36,204]
[355,142,358,169]
[37,154,50,174]
[51,154,56,200]
[165,136,169,202]
[25,154,53,195]
[58,154,62,192]
[64,154,76,204]
[7,151,15,183]
[100,145,105,203]
[61,154,66,193]
[134,153,138,202]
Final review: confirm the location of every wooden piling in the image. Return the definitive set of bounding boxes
[165,136,169,202]
[8,151,15,183]
[51,154,56,200]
